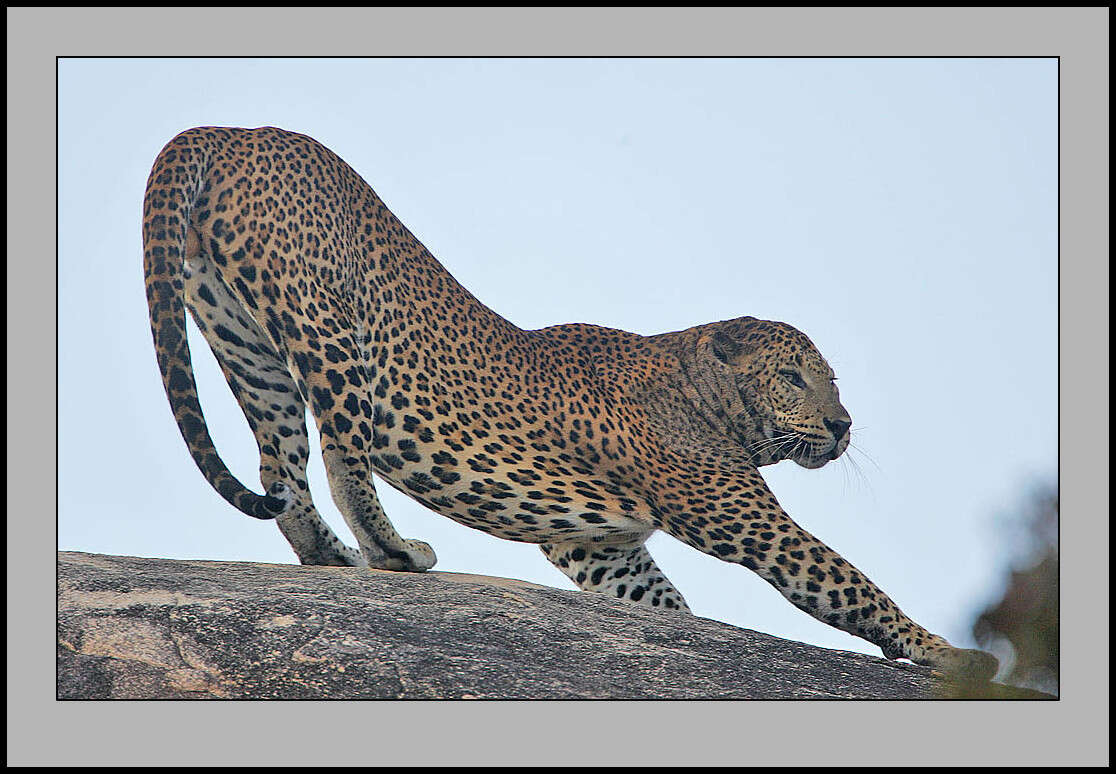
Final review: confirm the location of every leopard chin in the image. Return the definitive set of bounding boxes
[794,454,831,470]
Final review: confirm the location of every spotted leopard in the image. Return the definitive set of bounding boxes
[143,126,997,680]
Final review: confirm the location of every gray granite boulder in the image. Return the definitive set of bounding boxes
[56,551,1051,700]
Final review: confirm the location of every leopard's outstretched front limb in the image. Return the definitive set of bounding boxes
[651,465,997,680]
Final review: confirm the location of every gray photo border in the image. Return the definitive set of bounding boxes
[9,6,1108,767]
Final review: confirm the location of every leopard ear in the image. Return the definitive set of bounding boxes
[710,330,742,365]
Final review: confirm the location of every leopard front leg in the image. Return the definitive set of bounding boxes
[653,466,998,681]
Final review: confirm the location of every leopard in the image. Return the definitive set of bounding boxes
[142,125,997,680]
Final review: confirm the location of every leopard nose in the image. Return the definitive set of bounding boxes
[824,417,851,441]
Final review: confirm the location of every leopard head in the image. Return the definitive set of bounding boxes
[690,317,852,469]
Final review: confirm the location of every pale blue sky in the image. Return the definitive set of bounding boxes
[58,57,1057,659]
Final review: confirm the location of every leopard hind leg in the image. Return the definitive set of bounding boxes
[541,537,691,612]
[182,242,364,567]
[287,315,436,572]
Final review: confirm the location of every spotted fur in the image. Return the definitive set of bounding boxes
[143,126,997,679]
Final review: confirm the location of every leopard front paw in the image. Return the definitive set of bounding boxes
[918,642,999,682]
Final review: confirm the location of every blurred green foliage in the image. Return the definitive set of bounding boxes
[951,484,1059,699]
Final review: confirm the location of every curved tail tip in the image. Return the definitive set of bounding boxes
[261,481,295,518]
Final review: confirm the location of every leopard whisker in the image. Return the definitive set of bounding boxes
[759,433,805,461]
[848,441,883,474]
[751,432,797,453]
[840,450,876,499]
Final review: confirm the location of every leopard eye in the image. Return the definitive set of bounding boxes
[779,370,806,389]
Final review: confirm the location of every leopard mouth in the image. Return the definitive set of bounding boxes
[730,414,844,468]
[795,434,848,468]
[776,426,843,468]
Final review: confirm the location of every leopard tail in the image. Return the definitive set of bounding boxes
[141,130,288,520]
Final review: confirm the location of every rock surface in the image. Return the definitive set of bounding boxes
[56,551,1052,700]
